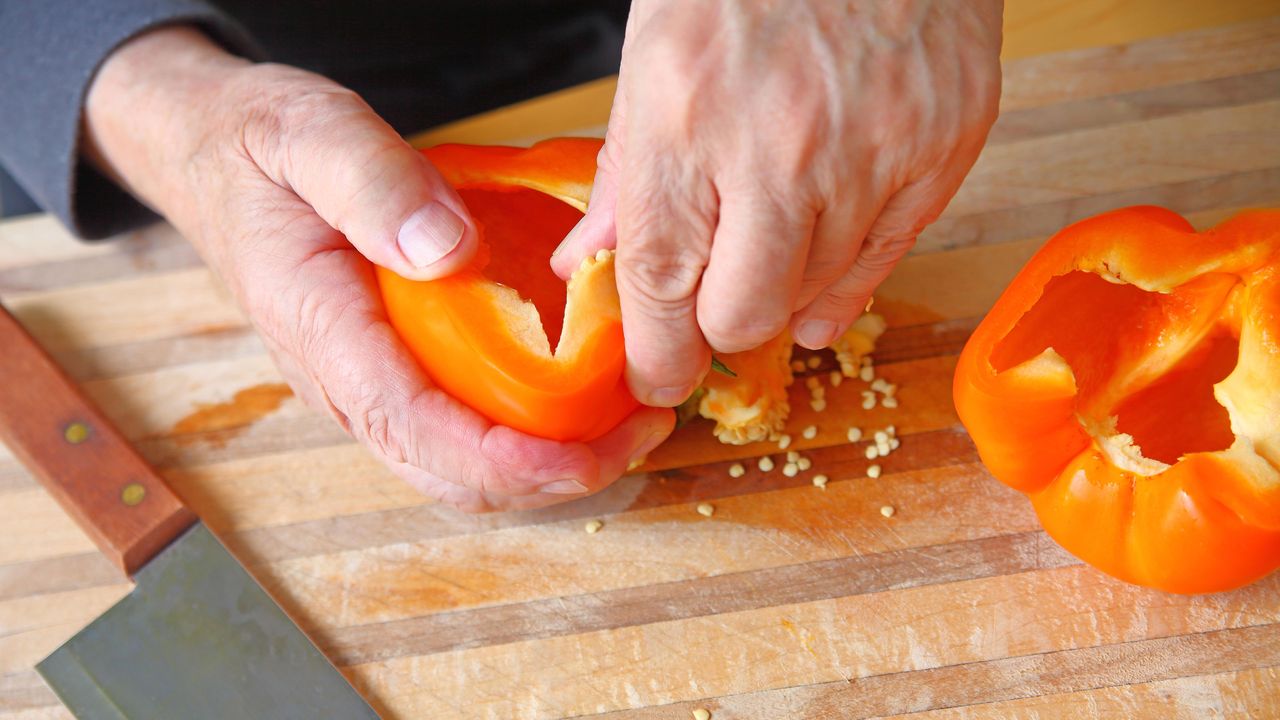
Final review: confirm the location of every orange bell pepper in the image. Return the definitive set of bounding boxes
[954,206,1280,594]
[376,138,638,441]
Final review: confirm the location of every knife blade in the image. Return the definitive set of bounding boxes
[0,305,379,719]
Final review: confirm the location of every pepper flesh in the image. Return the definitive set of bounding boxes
[954,206,1280,594]
[377,139,637,441]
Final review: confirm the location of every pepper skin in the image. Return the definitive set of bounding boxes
[954,206,1280,594]
[377,138,638,442]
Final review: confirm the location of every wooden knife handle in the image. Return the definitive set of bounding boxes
[0,305,194,577]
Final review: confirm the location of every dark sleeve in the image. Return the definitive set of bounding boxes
[0,0,262,239]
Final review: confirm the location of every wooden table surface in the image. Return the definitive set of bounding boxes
[3,2,1280,718]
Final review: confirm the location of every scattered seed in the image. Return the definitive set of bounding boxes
[782,462,799,477]
[889,437,901,450]
[880,504,895,518]
[758,456,775,472]
[865,297,875,312]
[811,385,826,398]
[859,366,875,383]
[861,395,877,410]
[877,440,891,457]
[871,378,891,394]
[882,383,898,398]
[728,462,746,478]
[805,376,821,391]
[812,474,829,489]
[886,424,897,437]
[797,457,812,471]
[865,445,879,460]
[791,360,806,373]
[846,427,863,443]
[810,398,828,413]
[861,355,873,368]
[874,430,889,444]
[787,450,800,462]
[777,434,792,450]
[802,425,818,440]
[882,396,899,409]
[829,371,843,387]
[585,519,604,534]
[867,464,882,479]
[692,709,712,720]
[697,502,715,517]
[807,355,822,369]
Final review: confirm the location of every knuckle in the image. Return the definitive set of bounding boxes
[357,399,402,461]
[818,285,868,316]
[700,307,789,352]
[617,251,706,314]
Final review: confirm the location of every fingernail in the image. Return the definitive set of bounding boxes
[795,319,839,349]
[540,478,589,495]
[398,201,465,268]
[626,430,668,471]
[645,384,694,407]
[551,218,583,259]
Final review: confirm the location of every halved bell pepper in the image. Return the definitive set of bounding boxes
[954,206,1280,594]
[377,138,637,441]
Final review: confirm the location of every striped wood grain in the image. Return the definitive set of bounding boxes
[3,13,1280,720]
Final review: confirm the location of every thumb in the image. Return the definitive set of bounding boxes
[255,84,478,280]
[550,155,618,281]
[551,86,628,281]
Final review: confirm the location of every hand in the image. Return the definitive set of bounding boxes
[553,0,1003,406]
[84,27,672,512]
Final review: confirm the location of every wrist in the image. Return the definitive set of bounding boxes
[83,26,248,224]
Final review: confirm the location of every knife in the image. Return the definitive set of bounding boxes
[0,305,380,719]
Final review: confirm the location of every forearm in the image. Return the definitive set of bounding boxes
[83,26,248,231]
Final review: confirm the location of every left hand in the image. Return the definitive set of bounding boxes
[553,0,1004,406]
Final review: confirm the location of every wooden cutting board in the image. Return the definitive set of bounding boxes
[3,8,1280,720]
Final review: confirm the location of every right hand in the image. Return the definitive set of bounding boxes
[83,27,673,512]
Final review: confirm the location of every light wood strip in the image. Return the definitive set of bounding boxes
[1000,0,1280,61]
[581,626,1280,719]
[1001,16,1280,111]
[0,671,57,714]
[948,100,1280,219]
[989,69,1280,145]
[405,5,1280,148]
[5,268,244,352]
[321,530,1068,667]
[0,425,984,603]
[918,170,1280,255]
[2,24,1275,301]
[878,666,1280,720]
[345,567,1280,720]
[269,462,1033,639]
[0,348,967,556]
[0,584,131,675]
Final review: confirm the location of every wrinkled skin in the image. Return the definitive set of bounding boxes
[553,0,1004,406]
[84,28,672,512]
[85,0,1001,511]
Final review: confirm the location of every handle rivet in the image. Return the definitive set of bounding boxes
[121,483,146,506]
[64,422,91,444]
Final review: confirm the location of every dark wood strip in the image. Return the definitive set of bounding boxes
[916,167,1280,255]
[579,624,1280,719]
[321,531,1077,666]
[988,68,1280,145]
